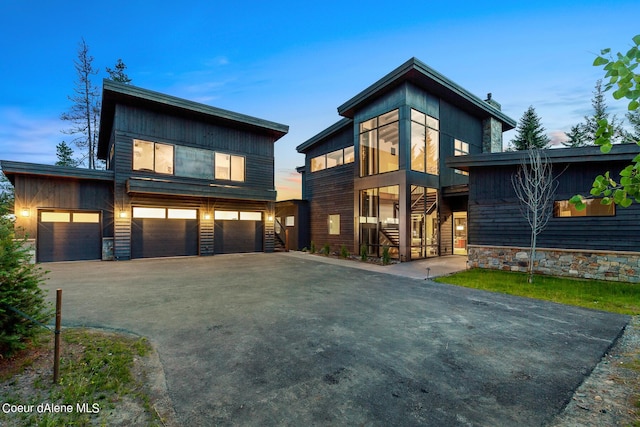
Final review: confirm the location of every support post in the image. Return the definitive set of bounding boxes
[53,288,62,384]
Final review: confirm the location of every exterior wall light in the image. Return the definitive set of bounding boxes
[20,208,30,217]
[204,213,211,220]
[119,211,128,219]
[267,215,274,221]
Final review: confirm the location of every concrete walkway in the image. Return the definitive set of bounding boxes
[280,251,468,280]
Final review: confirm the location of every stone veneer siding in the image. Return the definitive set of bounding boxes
[468,245,640,283]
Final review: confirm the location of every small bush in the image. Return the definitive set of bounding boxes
[322,243,331,255]
[310,241,316,254]
[340,245,349,259]
[360,244,368,261]
[0,216,53,356]
[382,246,391,265]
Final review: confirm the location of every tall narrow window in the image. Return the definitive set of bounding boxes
[359,110,399,177]
[410,109,439,175]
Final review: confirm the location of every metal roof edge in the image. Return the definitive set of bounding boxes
[296,117,353,153]
[445,144,640,170]
[0,160,115,181]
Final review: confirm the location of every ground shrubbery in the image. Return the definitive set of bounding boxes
[0,214,52,356]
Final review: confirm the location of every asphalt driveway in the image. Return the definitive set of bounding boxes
[43,253,629,426]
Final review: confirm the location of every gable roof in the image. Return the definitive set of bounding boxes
[97,80,289,159]
[337,57,516,130]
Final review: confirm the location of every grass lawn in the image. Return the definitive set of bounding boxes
[0,329,163,427]
[434,268,640,315]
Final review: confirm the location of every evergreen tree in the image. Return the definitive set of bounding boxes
[0,171,14,217]
[61,38,101,169]
[624,109,640,143]
[562,123,588,148]
[582,79,626,145]
[510,106,550,150]
[55,141,78,167]
[106,59,132,84]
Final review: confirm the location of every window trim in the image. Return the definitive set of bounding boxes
[359,109,400,177]
[410,108,439,175]
[310,146,355,173]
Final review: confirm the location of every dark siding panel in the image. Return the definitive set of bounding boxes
[306,165,355,253]
[469,160,640,252]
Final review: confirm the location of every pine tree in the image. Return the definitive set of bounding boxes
[624,109,640,143]
[582,79,626,145]
[61,38,101,169]
[106,59,132,84]
[562,124,588,148]
[510,106,550,150]
[55,141,77,167]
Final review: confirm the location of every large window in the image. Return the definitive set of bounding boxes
[410,109,439,175]
[215,153,245,182]
[311,147,355,173]
[133,139,174,174]
[359,185,399,258]
[554,199,615,217]
[360,110,399,176]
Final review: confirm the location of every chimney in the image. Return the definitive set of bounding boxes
[484,93,501,111]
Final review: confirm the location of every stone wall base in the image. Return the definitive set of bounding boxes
[468,245,640,283]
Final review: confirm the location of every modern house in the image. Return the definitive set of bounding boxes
[447,144,640,282]
[1,80,288,262]
[296,58,516,261]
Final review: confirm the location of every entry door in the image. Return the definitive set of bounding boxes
[453,211,468,255]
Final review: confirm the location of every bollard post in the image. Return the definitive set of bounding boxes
[285,229,290,252]
[53,288,62,384]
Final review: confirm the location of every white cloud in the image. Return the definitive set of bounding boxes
[0,107,62,164]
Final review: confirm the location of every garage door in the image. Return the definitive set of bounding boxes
[213,211,263,254]
[131,207,198,259]
[37,211,102,262]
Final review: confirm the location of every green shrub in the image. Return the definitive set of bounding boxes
[322,243,331,255]
[382,246,391,265]
[0,216,52,356]
[360,244,368,261]
[340,245,349,258]
[310,241,316,254]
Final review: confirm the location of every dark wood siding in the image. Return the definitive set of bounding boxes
[468,160,640,252]
[12,175,113,241]
[306,165,355,253]
[110,101,276,259]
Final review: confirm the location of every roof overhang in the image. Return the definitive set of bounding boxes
[445,143,640,172]
[0,160,114,185]
[337,57,516,131]
[296,117,352,153]
[98,80,289,159]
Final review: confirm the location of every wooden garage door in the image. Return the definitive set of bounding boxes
[214,211,263,254]
[131,207,198,259]
[37,211,101,262]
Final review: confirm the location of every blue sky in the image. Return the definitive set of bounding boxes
[1,1,638,200]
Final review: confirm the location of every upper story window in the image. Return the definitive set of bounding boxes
[360,109,399,177]
[554,199,615,217]
[410,109,439,175]
[215,152,245,182]
[454,139,469,176]
[310,146,355,173]
[133,139,174,174]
